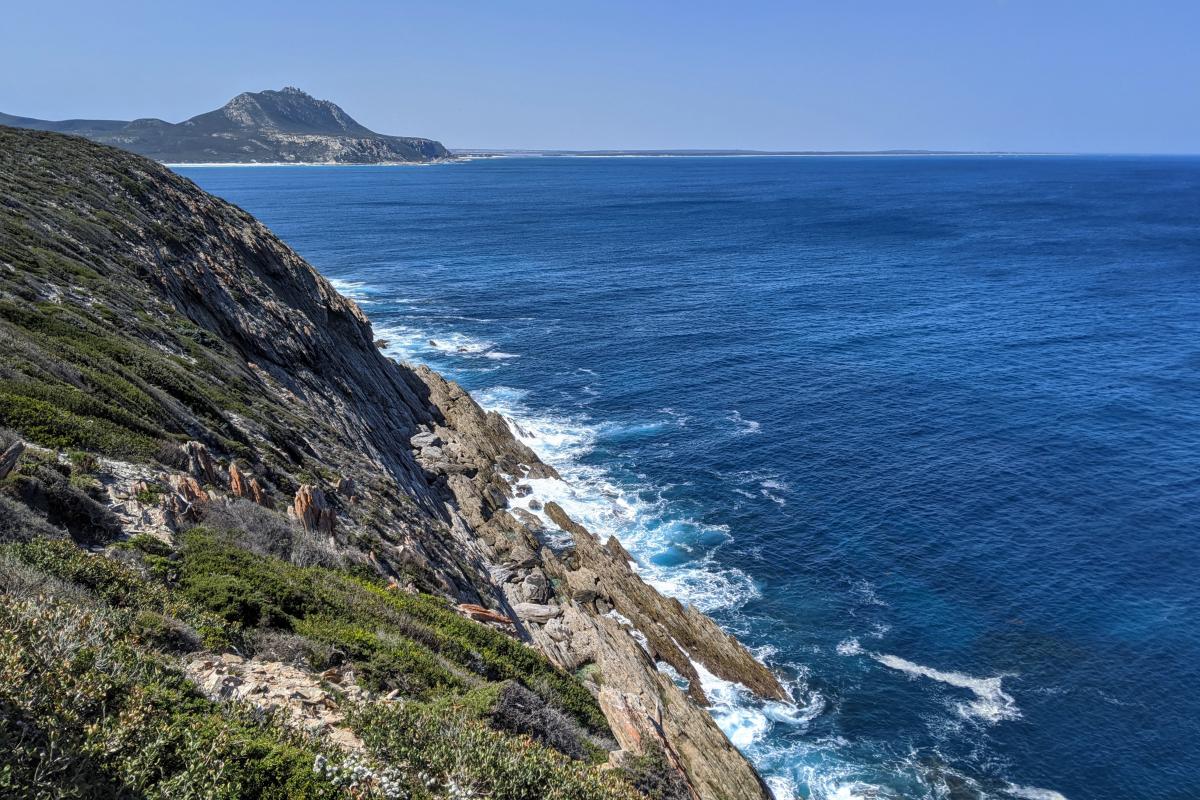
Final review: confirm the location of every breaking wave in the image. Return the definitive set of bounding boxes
[871,653,1020,724]
[326,275,1050,800]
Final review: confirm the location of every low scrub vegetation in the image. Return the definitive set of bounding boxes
[0,554,350,799]
[351,701,639,800]
[174,528,609,733]
[0,526,641,799]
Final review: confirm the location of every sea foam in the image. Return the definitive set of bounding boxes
[871,653,1020,724]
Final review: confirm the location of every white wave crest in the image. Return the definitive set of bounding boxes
[727,410,762,434]
[765,775,798,799]
[427,334,495,355]
[476,388,764,615]
[1007,784,1069,800]
[872,653,1020,723]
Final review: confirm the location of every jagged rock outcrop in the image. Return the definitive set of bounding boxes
[227,461,248,497]
[229,462,273,508]
[0,441,23,480]
[292,484,336,534]
[420,386,784,797]
[168,474,209,521]
[544,503,787,705]
[182,441,218,485]
[587,611,771,800]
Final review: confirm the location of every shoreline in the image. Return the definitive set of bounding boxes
[165,158,457,168]
[168,152,1077,168]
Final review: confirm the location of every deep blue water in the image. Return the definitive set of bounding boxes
[180,156,1200,800]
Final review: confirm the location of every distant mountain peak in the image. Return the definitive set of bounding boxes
[0,88,450,164]
[204,87,369,136]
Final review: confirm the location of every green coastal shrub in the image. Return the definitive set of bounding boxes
[0,390,159,458]
[351,701,641,800]
[8,536,235,651]
[0,591,349,799]
[176,529,609,733]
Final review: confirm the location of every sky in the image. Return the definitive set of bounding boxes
[4,0,1198,153]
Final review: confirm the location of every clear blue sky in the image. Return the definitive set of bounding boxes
[4,0,1197,152]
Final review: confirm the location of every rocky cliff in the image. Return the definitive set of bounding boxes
[0,87,450,164]
[0,126,784,799]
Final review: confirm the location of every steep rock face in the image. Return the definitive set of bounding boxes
[0,126,781,799]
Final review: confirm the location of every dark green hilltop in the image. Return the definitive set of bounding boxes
[0,87,450,164]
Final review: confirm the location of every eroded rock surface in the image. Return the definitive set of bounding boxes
[184,653,368,751]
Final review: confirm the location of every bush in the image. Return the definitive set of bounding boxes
[351,701,641,800]
[364,586,610,734]
[618,749,692,800]
[177,529,312,627]
[248,628,337,671]
[175,530,609,733]
[474,681,598,761]
[0,493,63,544]
[155,440,189,470]
[7,537,236,651]
[0,593,352,800]
[6,464,122,544]
[190,497,343,568]
[0,390,158,459]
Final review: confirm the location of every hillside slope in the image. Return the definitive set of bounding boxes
[0,87,450,164]
[0,126,783,799]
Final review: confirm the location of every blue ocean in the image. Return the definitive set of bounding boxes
[180,156,1200,800]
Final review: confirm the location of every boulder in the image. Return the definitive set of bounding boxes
[522,569,551,603]
[335,476,358,503]
[410,430,443,449]
[512,507,543,529]
[513,602,561,624]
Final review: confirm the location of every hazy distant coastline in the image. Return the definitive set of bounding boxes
[452,148,1059,158]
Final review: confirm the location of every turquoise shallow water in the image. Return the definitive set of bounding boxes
[181,156,1200,800]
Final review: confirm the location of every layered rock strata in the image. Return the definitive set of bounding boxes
[0,125,786,800]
